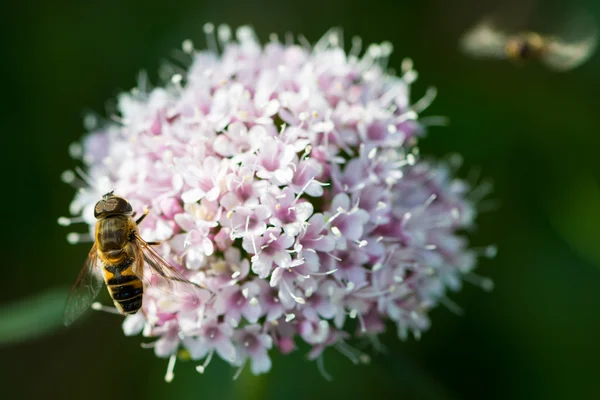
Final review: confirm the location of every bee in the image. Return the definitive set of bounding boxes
[460,18,598,71]
[63,191,199,326]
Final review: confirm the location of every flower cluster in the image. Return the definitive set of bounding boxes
[62,25,493,381]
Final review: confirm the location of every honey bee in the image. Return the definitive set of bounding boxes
[63,191,199,326]
[460,18,598,71]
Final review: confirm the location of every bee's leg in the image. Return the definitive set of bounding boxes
[135,208,151,226]
[146,241,161,246]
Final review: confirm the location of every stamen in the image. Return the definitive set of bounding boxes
[420,115,450,127]
[331,226,342,237]
[66,232,93,245]
[352,285,396,299]
[411,86,437,114]
[140,341,157,349]
[196,349,214,374]
[440,296,464,316]
[293,177,316,204]
[349,36,362,59]
[61,170,77,185]
[232,360,246,380]
[203,23,218,53]
[334,341,360,365]
[165,353,177,383]
[68,142,83,159]
[91,302,121,315]
[412,329,422,341]
[217,24,232,47]
[285,313,295,322]
[463,273,494,292]
[308,269,337,276]
[317,355,333,381]
[357,312,367,334]
[57,216,84,226]
[182,39,194,54]
[283,280,305,304]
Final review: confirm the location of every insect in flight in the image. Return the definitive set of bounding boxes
[63,191,200,326]
[460,17,598,71]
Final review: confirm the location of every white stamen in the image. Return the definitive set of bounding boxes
[356,240,368,248]
[484,245,498,258]
[359,353,371,364]
[346,282,355,292]
[412,86,437,114]
[203,23,218,53]
[67,232,92,244]
[91,302,121,314]
[349,309,358,319]
[182,39,194,54]
[242,288,250,298]
[440,296,464,316]
[413,329,422,341]
[165,354,177,383]
[285,313,295,322]
[217,24,232,45]
[249,297,259,306]
[308,269,338,277]
[331,226,342,237]
[317,355,333,381]
[368,147,377,159]
[83,114,98,130]
[61,170,76,184]
[165,353,177,383]
[68,142,83,159]
[58,216,75,226]
[334,342,360,365]
[464,273,494,292]
[171,74,183,85]
[283,280,305,304]
[232,361,246,380]
[231,271,241,279]
[401,57,413,74]
[196,350,214,374]
[140,341,157,349]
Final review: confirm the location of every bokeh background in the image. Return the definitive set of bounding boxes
[1,0,599,398]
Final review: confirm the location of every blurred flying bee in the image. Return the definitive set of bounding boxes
[460,17,598,71]
[63,192,199,326]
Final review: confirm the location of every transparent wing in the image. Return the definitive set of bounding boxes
[63,244,103,326]
[460,20,509,59]
[131,234,203,301]
[542,33,598,71]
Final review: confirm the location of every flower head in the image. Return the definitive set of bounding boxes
[62,24,493,381]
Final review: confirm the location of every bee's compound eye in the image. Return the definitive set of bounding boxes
[94,200,106,219]
[124,202,133,214]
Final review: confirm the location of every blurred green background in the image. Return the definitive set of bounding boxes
[1,0,599,399]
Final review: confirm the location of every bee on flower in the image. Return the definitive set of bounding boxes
[60,23,494,382]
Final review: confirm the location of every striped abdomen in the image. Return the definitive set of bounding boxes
[103,259,143,314]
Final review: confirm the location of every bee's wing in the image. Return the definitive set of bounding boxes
[63,244,104,326]
[132,234,203,300]
[460,20,509,59]
[542,32,598,71]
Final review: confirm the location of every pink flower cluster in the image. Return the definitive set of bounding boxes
[63,25,492,381]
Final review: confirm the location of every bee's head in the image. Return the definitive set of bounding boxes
[94,191,134,219]
[506,33,545,62]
